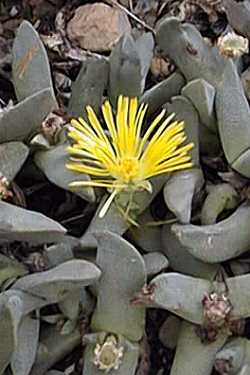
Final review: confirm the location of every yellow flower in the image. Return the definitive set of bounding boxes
[66,95,194,218]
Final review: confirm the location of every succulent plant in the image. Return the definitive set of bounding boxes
[2,2,250,374]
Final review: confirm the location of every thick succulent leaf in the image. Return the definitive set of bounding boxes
[108,34,142,106]
[156,17,225,88]
[80,197,128,249]
[172,204,250,263]
[68,58,109,119]
[170,321,227,375]
[164,168,204,224]
[201,183,238,225]
[0,303,16,373]
[166,95,200,166]
[233,149,250,178]
[34,143,95,202]
[30,326,81,375]
[12,20,54,101]
[143,252,169,277]
[163,96,202,222]
[227,274,250,318]
[30,133,50,149]
[161,225,219,279]
[242,65,250,102]
[182,79,217,132]
[216,59,250,175]
[11,315,40,375]
[3,290,45,316]
[0,200,66,244]
[0,254,27,286]
[58,289,80,321]
[59,319,78,336]
[13,259,101,304]
[91,232,146,341]
[46,242,74,268]
[134,32,154,91]
[83,339,139,375]
[0,88,57,143]
[148,273,211,324]
[80,175,167,248]
[140,72,185,116]
[0,291,26,374]
[0,142,29,181]
[224,0,250,39]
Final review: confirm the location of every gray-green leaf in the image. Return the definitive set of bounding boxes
[11,315,40,375]
[91,231,146,341]
[34,143,95,202]
[12,20,54,101]
[13,259,101,304]
[0,88,57,143]
[0,142,29,181]
[0,200,66,244]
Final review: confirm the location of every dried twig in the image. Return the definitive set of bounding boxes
[105,0,155,34]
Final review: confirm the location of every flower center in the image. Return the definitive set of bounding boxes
[99,345,116,366]
[119,158,139,183]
